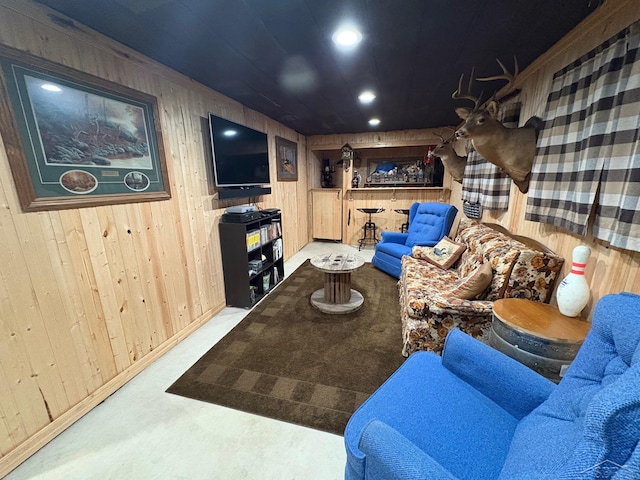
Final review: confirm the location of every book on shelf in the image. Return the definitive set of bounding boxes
[260,225,269,244]
[269,221,282,239]
[246,229,261,251]
[272,238,283,261]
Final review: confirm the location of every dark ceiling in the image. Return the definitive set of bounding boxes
[34,0,601,136]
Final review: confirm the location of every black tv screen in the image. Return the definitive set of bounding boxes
[209,113,270,187]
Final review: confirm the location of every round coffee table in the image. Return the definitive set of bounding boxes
[310,253,365,314]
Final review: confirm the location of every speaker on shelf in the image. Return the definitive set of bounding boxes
[217,186,271,200]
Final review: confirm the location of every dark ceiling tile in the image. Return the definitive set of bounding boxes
[34,0,601,135]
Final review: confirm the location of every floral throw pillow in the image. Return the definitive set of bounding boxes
[447,261,493,299]
[412,236,466,270]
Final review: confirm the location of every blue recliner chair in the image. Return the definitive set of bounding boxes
[371,202,458,278]
[344,292,640,480]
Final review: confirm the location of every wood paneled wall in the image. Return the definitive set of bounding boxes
[341,188,451,245]
[0,0,307,475]
[307,129,454,245]
[477,0,640,314]
[1,0,639,475]
[308,0,640,316]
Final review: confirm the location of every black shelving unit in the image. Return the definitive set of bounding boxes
[219,210,284,308]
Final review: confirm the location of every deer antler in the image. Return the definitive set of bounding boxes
[476,56,518,101]
[443,127,457,142]
[436,128,459,144]
[451,68,481,111]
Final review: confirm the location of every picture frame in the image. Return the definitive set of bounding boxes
[275,136,297,181]
[0,44,170,212]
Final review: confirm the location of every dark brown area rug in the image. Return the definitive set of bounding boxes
[166,259,405,436]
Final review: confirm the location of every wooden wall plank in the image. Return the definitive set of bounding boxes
[0,1,305,472]
[36,212,91,404]
[0,362,23,452]
[94,206,151,363]
[0,277,33,449]
[0,180,55,436]
[47,211,106,393]
[0,0,639,476]
[78,208,132,371]
[57,209,118,383]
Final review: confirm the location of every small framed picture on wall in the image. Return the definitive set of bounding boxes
[275,136,297,181]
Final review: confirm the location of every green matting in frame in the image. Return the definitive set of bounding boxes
[0,44,170,211]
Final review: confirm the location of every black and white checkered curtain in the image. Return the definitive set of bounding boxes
[526,20,640,252]
[461,101,522,211]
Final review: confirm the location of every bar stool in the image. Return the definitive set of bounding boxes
[357,208,385,251]
[394,208,411,233]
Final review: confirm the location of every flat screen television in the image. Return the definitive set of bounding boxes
[209,113,270,187]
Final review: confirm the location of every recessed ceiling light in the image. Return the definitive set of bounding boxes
[41,83,62,92]
[358,91,376,103]
[369,118,381,126]
[332,28,362,47]
[223,129,238,137]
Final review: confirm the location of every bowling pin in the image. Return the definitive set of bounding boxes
[556,245,591,317]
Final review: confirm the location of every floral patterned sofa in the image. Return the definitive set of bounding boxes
[399,219,564,356]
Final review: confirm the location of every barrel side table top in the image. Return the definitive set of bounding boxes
[493,298,591,343]
[310,253,365,273]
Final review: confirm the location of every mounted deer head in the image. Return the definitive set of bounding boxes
[453,58,541,194]
[433,131,467,184]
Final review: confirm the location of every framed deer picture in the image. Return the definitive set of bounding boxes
[275,136,298,181]
[0,44,170,212]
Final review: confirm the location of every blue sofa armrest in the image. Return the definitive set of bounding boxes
[380,231,408,244]
[441,329,555,419]
[359,420,459,480]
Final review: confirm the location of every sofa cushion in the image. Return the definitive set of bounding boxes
[402,256,461,317]
[455,221,521,301]
[412,237,466,270]
[447,261,493,300]
[400,253,502,356]
[503,245,564,303]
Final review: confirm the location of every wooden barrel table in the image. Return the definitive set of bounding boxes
[489,298,591,383]
[310,253,365,314]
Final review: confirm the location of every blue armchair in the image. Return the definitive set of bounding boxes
[371,202,458,278]
[344,292,640,480]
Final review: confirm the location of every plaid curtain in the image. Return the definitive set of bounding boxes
[460,101,522,211]
[526,20,640,252]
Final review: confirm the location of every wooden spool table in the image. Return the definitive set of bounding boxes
[489,298,591,383]
[310,253,365,314]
